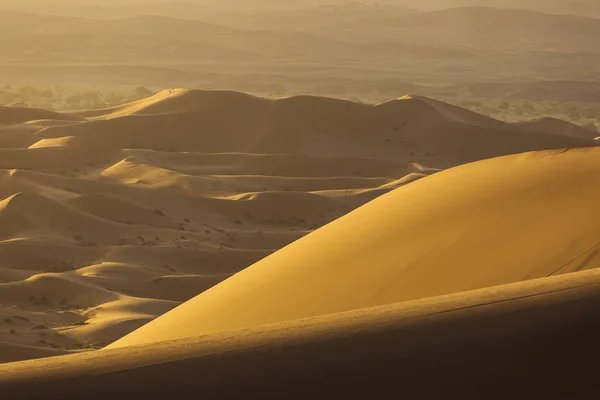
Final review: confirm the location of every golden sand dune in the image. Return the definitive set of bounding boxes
[0,89,596,363]
[2,268,600,398]
[0,192,129,242]
[110,147,600,347]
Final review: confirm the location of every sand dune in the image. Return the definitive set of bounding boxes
[3,268,600,398]
[0,89,597,363]
[0,106,80,126]
[35,89,594,167]
[0,342,71,364]
[110,147,600,347]
[0,192,129,242]
[0,3,598,395]
[517,117,599,139]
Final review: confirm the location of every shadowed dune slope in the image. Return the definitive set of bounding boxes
[516,117,599,139]
[111,147,600,348]
[3,268,600,399]
[0,342,71,364]
[0,106,81,126]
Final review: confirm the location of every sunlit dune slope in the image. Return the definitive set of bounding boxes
[111,147,600,348]
[3,268,600,399]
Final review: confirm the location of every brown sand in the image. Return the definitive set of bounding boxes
[0,89,596,363]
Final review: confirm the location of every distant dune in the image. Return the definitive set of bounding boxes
[0,89,596,364]
[517,117,599,139]
[0,106,81,126]
[35,89,595,167]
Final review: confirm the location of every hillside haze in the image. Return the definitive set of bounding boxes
[1,3,600,88]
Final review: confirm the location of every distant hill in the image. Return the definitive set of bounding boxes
[0,10,469,65]
[393,0,600,18]
[3,6,600,55]
[1,5,600,85]
[0,1,414,23]
[375,7,600,54]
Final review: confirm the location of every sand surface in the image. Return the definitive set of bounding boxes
[0,89,596,364]
[2,268,600,398]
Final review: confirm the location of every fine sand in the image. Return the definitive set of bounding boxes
[0,89,596,365]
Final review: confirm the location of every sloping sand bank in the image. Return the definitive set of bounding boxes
[2,267,600,399]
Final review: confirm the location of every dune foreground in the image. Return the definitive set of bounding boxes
[0,89,594,362]
[2,268,600,399]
